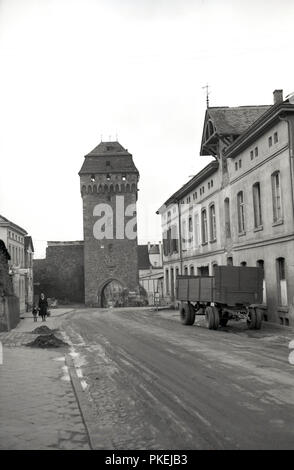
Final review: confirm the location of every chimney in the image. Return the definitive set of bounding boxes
[273,89,283,104]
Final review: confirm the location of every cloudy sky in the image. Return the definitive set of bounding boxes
[1,0,294,258]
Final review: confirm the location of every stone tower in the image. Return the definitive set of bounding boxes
[79,141,140,306]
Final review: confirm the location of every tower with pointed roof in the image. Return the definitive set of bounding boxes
[79,141,140,306]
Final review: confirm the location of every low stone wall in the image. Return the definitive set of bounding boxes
[0,295,20,332]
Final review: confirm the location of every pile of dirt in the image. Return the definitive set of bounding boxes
[31,325,53,335]
[26,333,68,348]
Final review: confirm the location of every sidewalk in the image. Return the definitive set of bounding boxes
[0,312,91,450]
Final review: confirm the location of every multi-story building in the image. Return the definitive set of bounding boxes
[157,90,294,326]
[0,215,34,314]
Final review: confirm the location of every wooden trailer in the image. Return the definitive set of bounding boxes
[176,265,264,330]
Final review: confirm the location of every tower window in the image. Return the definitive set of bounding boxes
[269,136,272,147]
[90,174,96,182]
[106,173,111,181]
[122,174,126,181]
[274,132,278,143]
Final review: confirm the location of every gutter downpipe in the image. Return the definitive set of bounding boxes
[176,199,183,275]
[279,115,294,222]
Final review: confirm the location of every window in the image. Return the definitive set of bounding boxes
[257,260,266,304]
[237,191,245,233]
[227,257,233,266]
[208,182,210,189]
[268,136,272,147]
[165,269,170,294]
[238,159,242,169]
[184,266,188,275]
[90,174,96,182]
[250,150,254,160]
[255,147,258,157]
[201,209,208,243]
[211,179,213,188]
[190,266,195,276]
[194,213,200,248]
[272,171,282,222]
[253,182,262,228]
[274,132,278,143]
[182,220,187,250]
[224,198,231,238]
[235,162,238,171]
[188,216,193,247]
[277,258,287,306]
[209,204,216,241]
[240,261,247,267]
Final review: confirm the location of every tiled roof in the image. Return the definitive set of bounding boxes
[224,100,294,158]
[207,106,271,135]
[79,141,139,175]
[137,245,150,270]
[158,160,219,211]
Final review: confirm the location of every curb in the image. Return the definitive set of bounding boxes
[65,353,113,450]
[20,309,76,320]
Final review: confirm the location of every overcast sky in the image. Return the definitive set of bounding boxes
[1,0,294,258]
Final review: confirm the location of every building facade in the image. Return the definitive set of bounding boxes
[158,90,294,326]
[138,243,164,305]
[79,141,140,307]
[0,215,29,314]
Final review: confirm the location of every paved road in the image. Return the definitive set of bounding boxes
[61,308,294,450]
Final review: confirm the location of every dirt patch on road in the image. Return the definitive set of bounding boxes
[31,325,54,335]
[26,333,68,348]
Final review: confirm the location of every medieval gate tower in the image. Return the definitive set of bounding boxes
[79,141,140,306]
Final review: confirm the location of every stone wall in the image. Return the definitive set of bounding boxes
[34,243,85,303]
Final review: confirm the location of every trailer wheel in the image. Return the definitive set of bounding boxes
[205,306,215,330]
[247,308,257,329]
[212,307,220,329]
[180,302,195,326]
[254,308,263,330]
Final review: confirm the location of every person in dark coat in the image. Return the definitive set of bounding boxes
[38,293,48,322]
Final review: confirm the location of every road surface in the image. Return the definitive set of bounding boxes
[61,307,294,450]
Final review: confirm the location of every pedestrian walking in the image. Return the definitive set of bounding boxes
[32,305,38,322]
[38,293,48,322]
